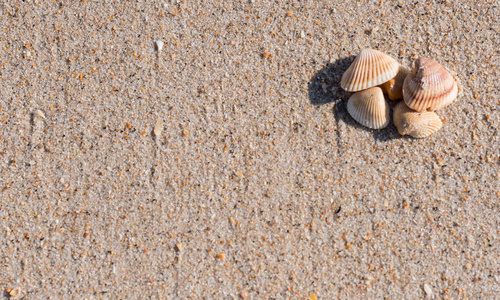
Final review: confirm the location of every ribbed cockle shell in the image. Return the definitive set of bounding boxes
[381,65,410,100]
[347,87,390,129]
[403,57,458,112]
[341,48,399,92]
[393,101,442,138]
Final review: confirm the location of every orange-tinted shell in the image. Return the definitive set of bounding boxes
[393,101,442,138]
[403,57,458,112]
[341,49,399,92]
[381,65,410,100]
[347,87,390,129]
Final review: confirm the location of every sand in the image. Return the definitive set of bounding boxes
[0,0,499,298]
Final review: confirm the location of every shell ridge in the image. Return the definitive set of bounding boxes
[371,50,379,89]
[352,57,364,91]
[373,53,382,89]
[368,95,377,127]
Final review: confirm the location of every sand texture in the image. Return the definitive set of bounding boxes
[1,0,499,299]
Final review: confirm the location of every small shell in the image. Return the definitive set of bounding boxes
[393,101,442,138]
[9,287,21,297]
[403,57,458,112]
[347,87,390,129]
[423,284,433,297]
[153,118,163,137]
[34,109,46,120]
[155,40,164,52]
[341,48,399,92]
[381,65,410,100]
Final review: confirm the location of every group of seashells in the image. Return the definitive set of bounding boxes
[340,48,458,138]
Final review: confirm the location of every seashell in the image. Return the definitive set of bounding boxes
[403,57,458,112]
[155,40,164,52]
[393,101,442,138]
[341,48,399,92]
[153,117,163,137]
[34,109,46,120]
[381,65,410,100]
[347,87,390,129]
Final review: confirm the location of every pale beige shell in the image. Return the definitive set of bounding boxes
[403,57,458,112]
[393,101,442,138]
[381,65,410,100]
[341,48,399,92]
[347,87,390,129]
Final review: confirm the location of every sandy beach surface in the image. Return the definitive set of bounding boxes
[1,0,499,298]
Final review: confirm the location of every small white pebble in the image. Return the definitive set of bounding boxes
[155,40,164,52]
[300,31,305,38]
[423,284,432,297]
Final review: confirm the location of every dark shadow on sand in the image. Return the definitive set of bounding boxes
[308,56,402,142]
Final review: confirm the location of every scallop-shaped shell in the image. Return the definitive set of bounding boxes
[403,57,458,112]
[347,87,390,129]
[393,101,442,138]
[381,65,410,100]
[341,49,399,92]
